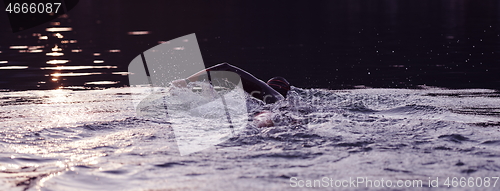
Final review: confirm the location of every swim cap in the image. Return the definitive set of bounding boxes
[267,76,290,97]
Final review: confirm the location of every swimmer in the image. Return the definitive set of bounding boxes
[171,63,291,127]
[171,63,290,103]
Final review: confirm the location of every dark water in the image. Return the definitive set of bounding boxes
[1,0,499,91]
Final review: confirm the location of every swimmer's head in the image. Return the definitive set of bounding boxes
[267,76,290,97]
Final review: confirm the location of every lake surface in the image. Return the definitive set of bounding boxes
[1,1,500,190]
[1,87,499,190]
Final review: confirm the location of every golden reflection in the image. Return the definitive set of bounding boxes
[46,52,64,56]
[47,60,69,64]
[28,50,43,53]
[29,46,44,50]
[13,13,128,91]
[9,45,28,49]
[51,72,102,77]
[0,66,28,69]
[42,66,117,70]
[46,27,72,32]
[51,45,62,51]
[54,33,64,38]
[127,31,150,35]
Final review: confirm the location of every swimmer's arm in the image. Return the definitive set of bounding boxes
[171,63,229,87]
[171,78,191,87]
[171,69,209,87]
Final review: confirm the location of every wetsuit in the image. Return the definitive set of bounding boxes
[185,63,284,104]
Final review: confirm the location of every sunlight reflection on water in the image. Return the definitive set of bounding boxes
[2,13,129,90]
[46,27,73,32]
[51,72,102,77]
[0,66,28,70]
[42,66,117,70]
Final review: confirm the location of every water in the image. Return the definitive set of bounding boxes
[1,87,499,190]
[1,0,500,90]
[1,1,500,190]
